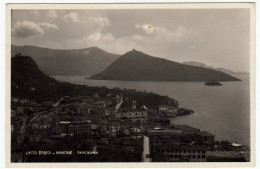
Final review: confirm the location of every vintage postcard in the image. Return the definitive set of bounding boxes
[5,3,255,168]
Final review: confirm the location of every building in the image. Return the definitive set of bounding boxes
[115,101,147,123]
[148,125,215,154]
[132,101,136,109]
[148,129,183,153]
[56,120,93,135]
[130,127,142,133]
[115,108,147,119]
[109,121,120,133]
[156,143,209,162]
[194,131,215,143]
[115,108,147,123]
[157,105,178,115]
[93,93,99,98]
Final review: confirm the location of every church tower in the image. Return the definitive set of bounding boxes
[132,101,136,110]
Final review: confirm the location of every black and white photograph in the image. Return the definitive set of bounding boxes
[5,3,255,168]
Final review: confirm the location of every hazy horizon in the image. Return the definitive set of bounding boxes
[11,9,250,72]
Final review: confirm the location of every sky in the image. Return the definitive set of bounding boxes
[11,9,250,72]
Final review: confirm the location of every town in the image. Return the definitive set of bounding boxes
[11,91,249,162]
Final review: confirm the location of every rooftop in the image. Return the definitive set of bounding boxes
[158,143,209,151]
[148,129,182,134]
[118,108,146,113]
[174,124,200,132]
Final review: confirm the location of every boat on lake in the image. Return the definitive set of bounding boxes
[205,81,223,86]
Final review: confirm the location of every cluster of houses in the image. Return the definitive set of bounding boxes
[11,92,249,162]
[52,99,148,137]
[11,93,150,144]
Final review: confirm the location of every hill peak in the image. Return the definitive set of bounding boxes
[87,46,103,51]
[125,48,140,53]
[123,49,149,57]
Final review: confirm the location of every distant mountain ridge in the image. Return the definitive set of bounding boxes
[182,61,249,75]
[91,49,240,82]
[11,45,120,76]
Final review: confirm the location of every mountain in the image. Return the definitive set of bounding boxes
[11,55,104,101]
[182,61,249,75]
[12,55,58,86]
[11,55,178,107]
[11,55,59,100]
[11,45,120,76]
[91,49,240,82]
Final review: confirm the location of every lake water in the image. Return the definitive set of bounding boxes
[52,75,250,146]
